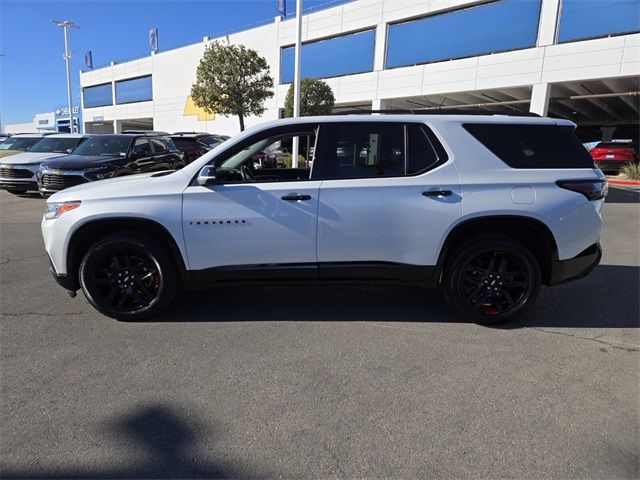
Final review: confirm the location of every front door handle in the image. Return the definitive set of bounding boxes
[281,194,311,201]
[422,190,453,197]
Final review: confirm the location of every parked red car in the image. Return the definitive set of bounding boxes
[590,141,638,174]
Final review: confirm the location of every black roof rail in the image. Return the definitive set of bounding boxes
[331,108,541,117]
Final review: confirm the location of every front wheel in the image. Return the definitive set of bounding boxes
[79,233,177,321]
[442,236,540,324]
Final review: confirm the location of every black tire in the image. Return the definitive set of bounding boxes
[6,188,27,195]
[79,233,177,321]
[442,236,540,324]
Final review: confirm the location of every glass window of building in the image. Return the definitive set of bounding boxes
[558,0,640,43]
[115,76,153,105]
[280,29,375,84]
[386,0,542,69]
[83,83,113,108]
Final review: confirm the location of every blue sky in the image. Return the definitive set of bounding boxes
[0,0,348,125]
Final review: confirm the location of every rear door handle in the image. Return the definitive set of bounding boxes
[422,190,453,197]
[281,194,311,201]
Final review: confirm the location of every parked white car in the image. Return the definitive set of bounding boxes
[41,113,606,323]
[0,133,91,194]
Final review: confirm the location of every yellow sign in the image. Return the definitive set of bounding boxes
[183,96,215,121]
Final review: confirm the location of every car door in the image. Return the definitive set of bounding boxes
[130,138,155,173]
[315,122,461,279]
[182,125,322,281]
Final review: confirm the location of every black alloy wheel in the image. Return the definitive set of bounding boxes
[79,233,177,320]
[443,236,540,324]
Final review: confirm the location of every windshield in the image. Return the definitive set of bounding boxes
[0,137,41,151]
[29,137,83,153]
[72,136,132,156]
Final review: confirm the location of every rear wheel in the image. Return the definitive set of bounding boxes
[79,233,177,321]
[442,236,540,324]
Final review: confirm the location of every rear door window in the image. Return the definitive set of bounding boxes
[150,138,168,153]
[463,123,594,169]
[319,123,446,179]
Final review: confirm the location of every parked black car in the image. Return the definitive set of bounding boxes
[37,134,184,195]
[170,132,229,164]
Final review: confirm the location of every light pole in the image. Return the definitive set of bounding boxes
[291,0,303,168]
[51,20,80,133]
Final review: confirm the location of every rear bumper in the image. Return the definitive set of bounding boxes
[594,160,632,172]
[548,243,601,286]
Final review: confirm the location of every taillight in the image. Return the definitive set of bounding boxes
[557,179,608,201]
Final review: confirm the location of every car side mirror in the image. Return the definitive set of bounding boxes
[197,165,218,186]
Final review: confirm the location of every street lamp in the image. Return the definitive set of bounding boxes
[51,20,80,133]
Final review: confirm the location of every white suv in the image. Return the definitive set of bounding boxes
[41,113,606,323]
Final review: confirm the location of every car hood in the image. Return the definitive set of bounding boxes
[0,150,21,159]
[0,151,69,165]
[48,169,191,202]
[43,154,123,170]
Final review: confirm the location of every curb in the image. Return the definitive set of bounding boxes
[607,179,640,186]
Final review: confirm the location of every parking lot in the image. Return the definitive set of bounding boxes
[1,187,638,479]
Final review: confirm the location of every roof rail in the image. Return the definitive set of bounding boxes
[331,108,541,117]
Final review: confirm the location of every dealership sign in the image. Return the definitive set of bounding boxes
[54,106,80,117]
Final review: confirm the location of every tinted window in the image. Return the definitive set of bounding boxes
[133,138,152,155]
[199,135,223,147]
[29,137,84,153]
[558,0,640,43]
[386,0,541,69]
[321,123,444,179]
[280,30,375,83]
[150,138,167,153]
[463,124,594,169]
[0,137,42,151]
[83,83,113,108]
[115,76,153,104]
[73,136,132,156]
[171,137,197,150]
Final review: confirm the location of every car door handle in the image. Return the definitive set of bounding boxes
[281,194,311,201]
[422,190,453,197]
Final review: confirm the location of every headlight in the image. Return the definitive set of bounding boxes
[84,165,116,180]
[45,201,81,220]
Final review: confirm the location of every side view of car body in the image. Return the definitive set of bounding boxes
[0,133,91,194]
[38,134,185,195]
[42,113,605,323]
[590,140,638,174]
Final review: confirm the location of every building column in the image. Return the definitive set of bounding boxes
[530,83,551,116]
[373,23,386,71]
[372,99,387,111]
[537,0,561,46]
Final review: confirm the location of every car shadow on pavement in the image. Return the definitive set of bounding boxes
[1,403,256,479]
[150,264,638,329]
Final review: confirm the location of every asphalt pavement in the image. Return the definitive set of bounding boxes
[1,187,638,479]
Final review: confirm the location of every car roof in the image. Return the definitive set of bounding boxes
[10,133,53,138]
[44,133,91,138]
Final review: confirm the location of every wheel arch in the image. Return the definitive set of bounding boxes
[65,217,188,291]
[437,215,559,286]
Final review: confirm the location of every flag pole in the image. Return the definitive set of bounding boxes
[291,0,302,168]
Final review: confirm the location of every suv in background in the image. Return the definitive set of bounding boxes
[590,141,638,174]
[41,113,605,323]
[38,134,184,195]
[0,133,53,160]
[170,132,229,164]
[0,134,91,195]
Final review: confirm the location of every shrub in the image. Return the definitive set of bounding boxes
[620,163,640,181]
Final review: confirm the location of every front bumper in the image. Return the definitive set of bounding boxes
[548,243,601,286]
[0,178,38,191]
[49,259,78,293]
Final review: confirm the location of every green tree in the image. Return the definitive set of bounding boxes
[191,41,274,131]
[283,78,335,117]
